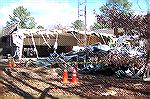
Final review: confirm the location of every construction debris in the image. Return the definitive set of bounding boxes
[61,33,148,79]
[3,30,148,80]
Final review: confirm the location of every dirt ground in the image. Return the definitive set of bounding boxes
[0,62,150,99]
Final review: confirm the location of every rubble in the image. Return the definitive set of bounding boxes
[7,32,148,79]
[61,33,148,79]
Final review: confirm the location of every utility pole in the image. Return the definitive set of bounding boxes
[78,0,87,48]
[78,0,87,68]
[77,0,80,46]
[146,4,150,78]
[84,0,87,48]
[78,0,80,22]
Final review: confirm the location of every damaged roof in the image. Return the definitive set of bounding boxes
[2,22,18,36]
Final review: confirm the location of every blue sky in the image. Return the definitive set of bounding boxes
[0,0,149,28]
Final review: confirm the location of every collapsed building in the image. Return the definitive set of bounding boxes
[1,22,149,79]
[1,23,78,59]
[1,23,115,60]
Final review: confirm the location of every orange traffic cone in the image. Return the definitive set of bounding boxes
[62,68,68,83]
[11,58,16,68]
[72,63,77,71]
[71,67,78,84]
[7,61,12,69]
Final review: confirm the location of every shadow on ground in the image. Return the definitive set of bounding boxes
[0,67,150,99]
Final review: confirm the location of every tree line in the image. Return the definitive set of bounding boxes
[6,6,44,29]
[5,0,149,37]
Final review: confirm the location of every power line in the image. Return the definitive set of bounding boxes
[137,0,150,10]
[137,0,142,10]
[145,0,150,10]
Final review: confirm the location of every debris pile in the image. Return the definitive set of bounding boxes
[62,33,148,79]
[10,33,148,79]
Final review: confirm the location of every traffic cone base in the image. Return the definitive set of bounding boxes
[71,75,78,84]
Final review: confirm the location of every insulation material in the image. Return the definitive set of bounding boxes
[12,30,25,60]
